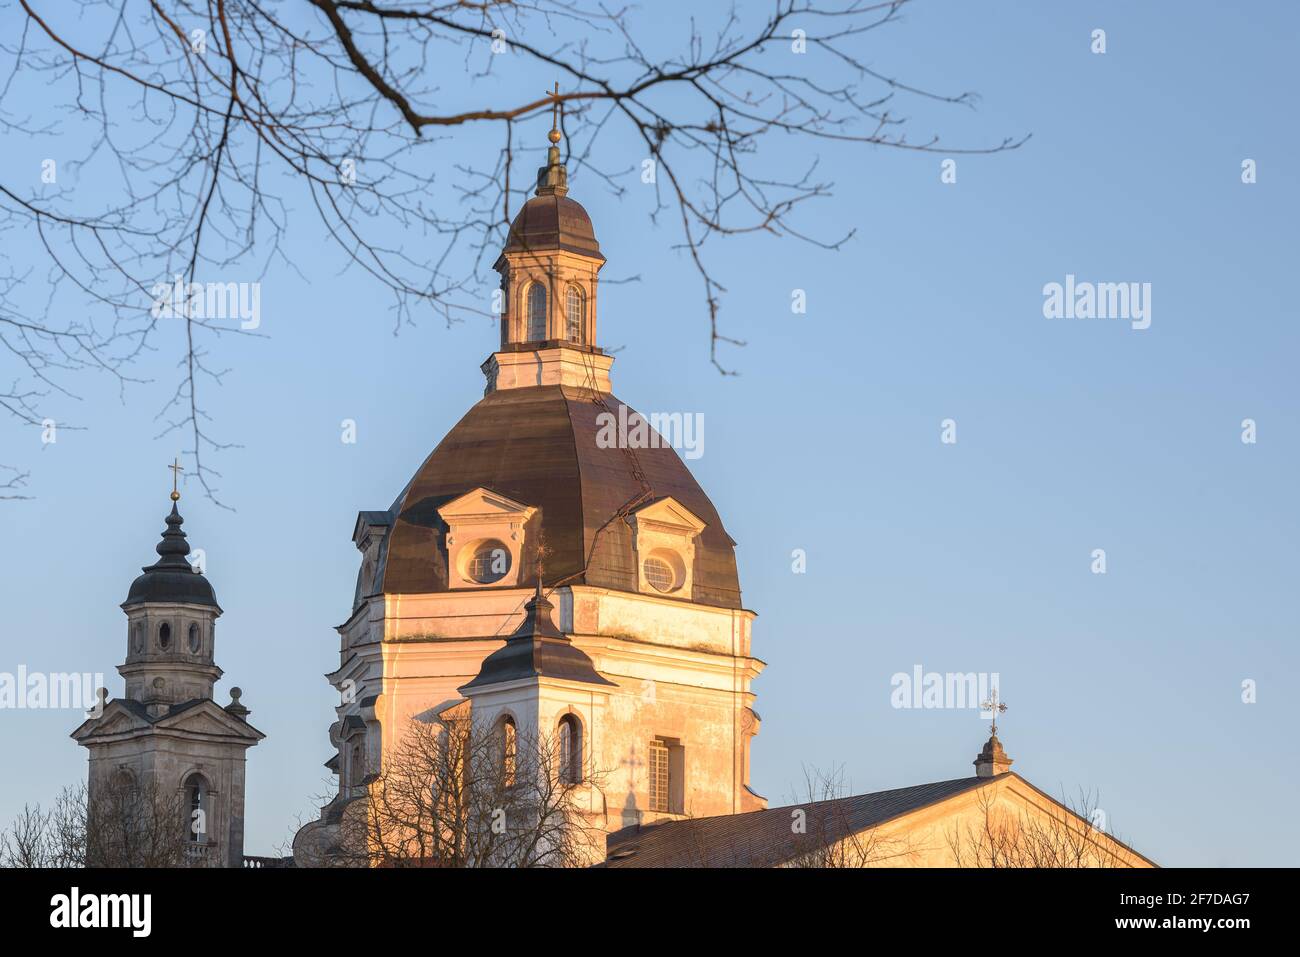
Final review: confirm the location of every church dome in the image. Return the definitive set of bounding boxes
[374,384,742,609]
[122,503,220,610]
[500,193,604,263]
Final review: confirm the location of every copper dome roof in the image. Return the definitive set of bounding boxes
[373,384,741,609]
[499,193,604,263]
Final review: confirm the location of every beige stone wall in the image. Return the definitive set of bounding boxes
[86,735,249,867]
[328,583,763,833]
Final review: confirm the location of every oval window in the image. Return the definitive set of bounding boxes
[643,556,677,593]
[158,622,172,649]
[467,541,511,584]
[188,622,201,653]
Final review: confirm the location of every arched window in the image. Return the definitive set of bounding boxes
[183,773,208,843]
[558,714,582,784]
[497,716,517,785]
[526,282,547,341]
[113,767,138,796]
[565,285,585,343]
[158,622,171,650]
[187,622,201,654]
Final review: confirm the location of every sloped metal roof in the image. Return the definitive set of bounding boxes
[603,777,995,868]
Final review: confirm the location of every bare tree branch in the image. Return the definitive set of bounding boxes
[0,0,1026,498]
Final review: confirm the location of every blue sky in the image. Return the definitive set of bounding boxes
[2,1,1297,865]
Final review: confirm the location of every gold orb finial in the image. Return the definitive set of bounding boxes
[168,457,184,502]
[546,81,563,146]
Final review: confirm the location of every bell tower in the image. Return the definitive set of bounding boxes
[72,465,264,867]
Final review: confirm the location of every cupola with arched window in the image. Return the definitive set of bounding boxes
[492,118,604,353]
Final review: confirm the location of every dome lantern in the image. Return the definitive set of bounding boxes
[491,85,605,362]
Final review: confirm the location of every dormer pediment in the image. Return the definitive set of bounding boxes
[627,497,707,600]
[630,497,707,537]
[352,510,392,550]
[437,487,537,525]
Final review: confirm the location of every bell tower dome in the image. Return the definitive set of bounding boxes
[119,483,223,715]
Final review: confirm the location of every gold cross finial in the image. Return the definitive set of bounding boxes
[980,688,1008,737]
[546,81,562,144]
[168,457,183,502]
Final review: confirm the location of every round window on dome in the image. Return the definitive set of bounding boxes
[466,541,511,584]
[642,552,684,594]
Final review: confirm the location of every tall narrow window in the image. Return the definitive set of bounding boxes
[183,773,207,843]
[648,739,669,812]
[349,742,366,794]
[558,715,582,784]
[565,285,585,343]
[526,282,547,341]
[498,716,517,786]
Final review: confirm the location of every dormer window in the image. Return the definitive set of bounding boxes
[629,498,707,600]
[526,282,547,341]
[565,285,585,343]
[437,487,538,589]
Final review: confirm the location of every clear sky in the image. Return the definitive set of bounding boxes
[1,1,1296,866]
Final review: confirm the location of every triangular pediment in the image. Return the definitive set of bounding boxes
[154,700,265,740]
[631,496,707,535]
[70,700,149,742]
[437,486,536,523]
